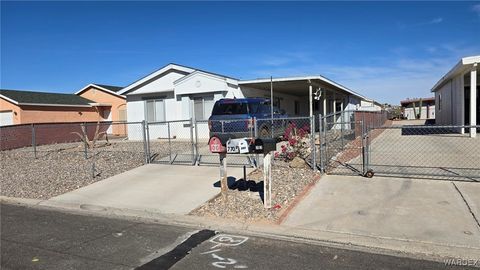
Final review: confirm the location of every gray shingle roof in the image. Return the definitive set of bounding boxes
[0,89,94,106]
[93,84,124,93]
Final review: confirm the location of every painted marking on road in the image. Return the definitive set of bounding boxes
[202,234,249,269]
[209,234,249,249]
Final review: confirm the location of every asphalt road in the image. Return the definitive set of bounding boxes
[1,203,476,270]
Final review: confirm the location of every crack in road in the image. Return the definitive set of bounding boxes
[452,182,480,230]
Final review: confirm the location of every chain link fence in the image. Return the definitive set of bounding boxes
[0,121,147,199]
[194,119,255,166]
[318,110,480,182]
[318,110,389,176]
[365,124,480,181]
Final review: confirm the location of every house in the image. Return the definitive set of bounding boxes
[118,63,380,139]
[0,89,100,126]
[0,84,126,135]
[75,83,127,135]
[431,55,479,137]
[400,97,435,120]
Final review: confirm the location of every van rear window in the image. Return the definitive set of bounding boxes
[212,103,249,115]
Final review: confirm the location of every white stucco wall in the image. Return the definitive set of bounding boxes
[404,105,435,120]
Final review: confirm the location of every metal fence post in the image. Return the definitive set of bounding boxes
[190,118,195,165]
[310,115,317,172]
[141,120,149,164]
[323,115,328,172]
[318,114,324,173]
[168,122,172,163]
[254,117,259,167]
[31,123,37,159]
[361,120,366,176]
[365,126,371,173]
[340,111,345,150]
[82,123,88,159]
[193,119,199,165]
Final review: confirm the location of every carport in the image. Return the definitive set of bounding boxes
[239,76,373,118]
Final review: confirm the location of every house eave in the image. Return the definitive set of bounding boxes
[431,55,480,92]
[75,84,126,98]
[17,102,93,108]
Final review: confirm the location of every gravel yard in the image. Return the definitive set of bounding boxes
[190,160,320,223]
[0,140,152,199]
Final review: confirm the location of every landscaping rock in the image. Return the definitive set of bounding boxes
[0,140,178,199]
[191,160,319,222]
[289,157,307,168]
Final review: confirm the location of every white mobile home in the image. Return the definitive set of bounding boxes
[431,55,479,137]
[118,63,380,139]
[400,97,435,120]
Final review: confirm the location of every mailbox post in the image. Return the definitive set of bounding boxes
[209,136,277,208]
[209,136,228,201]
[253,138,276,209]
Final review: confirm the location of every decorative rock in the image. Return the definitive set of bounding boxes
[289,157,306,168]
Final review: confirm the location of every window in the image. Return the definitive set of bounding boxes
[193,96,214,120]
[438,94,442,111]
[146,99,165,122]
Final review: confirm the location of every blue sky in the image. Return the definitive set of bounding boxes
[1,1,479,104]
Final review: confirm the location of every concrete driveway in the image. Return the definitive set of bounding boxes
[42,164,248,215]
[283,174,480,257]
[331,123,480,181]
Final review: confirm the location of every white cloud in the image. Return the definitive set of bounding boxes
[397,17,444,29]
[248,44,479,104]
[429,17,443,24]
[473,4,480,16]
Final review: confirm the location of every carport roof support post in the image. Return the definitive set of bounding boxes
[470,63,477,138]
[309,84,313,117]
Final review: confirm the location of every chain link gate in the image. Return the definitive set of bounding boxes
[318,111,367,176]
[318,110,480,182]
[364,124,480,182]
[146,119,196,165]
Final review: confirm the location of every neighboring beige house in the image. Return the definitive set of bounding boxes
[75,84,126,135]
[400,97,435,120]
[0,89,100,125]
[0,83,126,135]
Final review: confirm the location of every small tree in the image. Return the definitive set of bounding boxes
[72,107,109,149]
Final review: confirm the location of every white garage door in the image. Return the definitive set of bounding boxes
[0,111,13,126]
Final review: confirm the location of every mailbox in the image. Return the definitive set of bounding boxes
[253,138,277,154]
[226,138,250,154]
[209,136,226,153]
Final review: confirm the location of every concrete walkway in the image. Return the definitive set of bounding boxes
[283,175,480,256]
[42,164,248,215]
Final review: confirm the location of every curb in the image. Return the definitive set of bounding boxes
[2,195,479,264]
